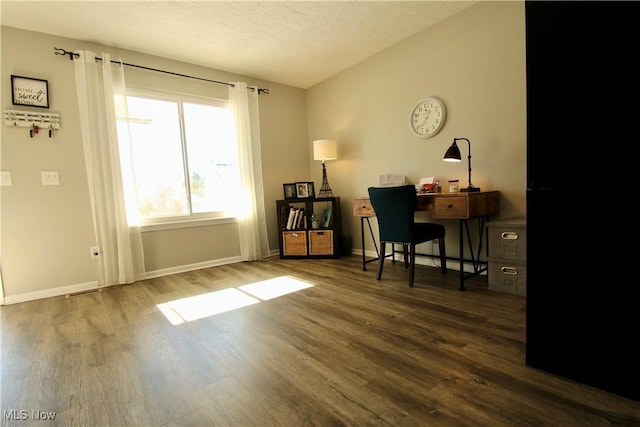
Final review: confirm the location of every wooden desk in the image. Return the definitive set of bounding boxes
[354,191,500,290]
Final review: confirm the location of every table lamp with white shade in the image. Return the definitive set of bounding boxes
[313,139,337,197]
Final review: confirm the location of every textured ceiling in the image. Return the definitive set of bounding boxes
[1,1,477,89]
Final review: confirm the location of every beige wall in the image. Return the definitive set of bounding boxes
[1,26,308,302]
[1,1,526,303]
[306,1,526,260]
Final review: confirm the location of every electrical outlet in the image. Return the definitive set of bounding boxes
[90,246,100,259]
[1,171,13,186]
[41,170,60,185]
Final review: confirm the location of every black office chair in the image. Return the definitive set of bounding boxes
[368,185,447,287]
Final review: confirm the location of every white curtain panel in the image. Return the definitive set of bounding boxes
[74,51,145,286]
[228,82,270,260]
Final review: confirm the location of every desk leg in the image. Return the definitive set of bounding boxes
[458,216,490,291]
[361,217,366,270]
[361,217,380,271]
[459,220,466,291]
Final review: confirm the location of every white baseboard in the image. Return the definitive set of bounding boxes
[143,256,242,279]
[1,256,244,305]
[3,280,100,305]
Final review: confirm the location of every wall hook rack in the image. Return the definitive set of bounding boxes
[4,109,60,138]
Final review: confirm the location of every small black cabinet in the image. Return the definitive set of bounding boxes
[276,197,341,258]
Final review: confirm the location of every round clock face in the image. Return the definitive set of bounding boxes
[410,97,446,138]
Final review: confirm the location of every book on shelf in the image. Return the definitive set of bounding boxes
[293,208,301,229]
[286,207,296,230]
[280,204,290,229]
[296,208,305,229]
[285,207,307,230]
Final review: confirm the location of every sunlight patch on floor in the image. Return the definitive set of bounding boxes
[239,276,313,300]
[157,276,314,325]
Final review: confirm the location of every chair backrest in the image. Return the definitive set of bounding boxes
[368,185,417,243]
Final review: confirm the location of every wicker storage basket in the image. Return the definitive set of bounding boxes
[282,231,308,256]
[308,230,333,255]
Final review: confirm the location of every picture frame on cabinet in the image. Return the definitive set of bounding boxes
[296,182,312,198]
[306,181,315,198]
[283,183,296,199]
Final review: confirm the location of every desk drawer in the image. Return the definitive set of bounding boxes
[433,196,467,218]
[353,198,375,217]
[432,191,500,219]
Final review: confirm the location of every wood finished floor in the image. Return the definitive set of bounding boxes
[1,255,639,426]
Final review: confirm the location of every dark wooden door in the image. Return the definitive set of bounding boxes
[525,0,639,401]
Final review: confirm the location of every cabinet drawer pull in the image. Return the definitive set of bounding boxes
[501,231,519,240]
[500,266,519,275]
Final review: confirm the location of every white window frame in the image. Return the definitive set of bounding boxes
[121,86,238,229]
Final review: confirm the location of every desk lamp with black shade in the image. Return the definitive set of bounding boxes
[443,137,480,192]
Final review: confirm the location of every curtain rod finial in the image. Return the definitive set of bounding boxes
[53,47,78,60]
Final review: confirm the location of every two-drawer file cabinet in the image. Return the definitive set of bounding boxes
[487,218,526,296]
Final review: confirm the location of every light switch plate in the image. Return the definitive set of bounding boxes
[1,171,13,186]
[41,170,60,185]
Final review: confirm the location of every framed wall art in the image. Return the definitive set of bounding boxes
[11,75,49,108]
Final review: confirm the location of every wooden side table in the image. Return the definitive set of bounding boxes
[352,197,384,271]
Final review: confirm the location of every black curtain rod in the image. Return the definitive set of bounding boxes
[53,47,269,94]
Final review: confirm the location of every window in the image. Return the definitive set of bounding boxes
[117,89,237,223]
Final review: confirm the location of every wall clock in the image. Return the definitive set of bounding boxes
[410,97,446,138]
